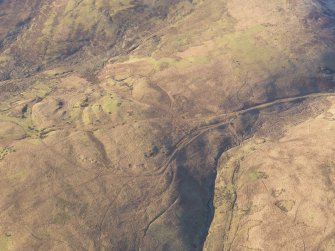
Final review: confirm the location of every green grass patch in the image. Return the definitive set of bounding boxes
[82,107,92,125]
[0,113,35,136]
[52,212,70,225]
[39,127,56,138]
[247,168,268,181]
[43,67,69,76]
[22,81,53,100]
[79,94,121,125]
[42,11,57,35]
[100,95,120,113]
[26,138,42,145]
[0,146,15,161]
[0,55,11,67]
[238,167,268,188]
[11,170,27,181]
[0,235,12,251]
[212,25,286,71]
[127,55,210,71]
[174,36,189,47]
[0,81,55,135]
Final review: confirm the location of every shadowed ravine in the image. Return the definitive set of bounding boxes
[153,90,335,250]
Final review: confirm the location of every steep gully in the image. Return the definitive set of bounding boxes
[137,88,335,249]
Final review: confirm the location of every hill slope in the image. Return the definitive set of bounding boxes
[0,0,335,250]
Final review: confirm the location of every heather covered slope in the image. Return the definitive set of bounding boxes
[0,0,199,79]
[0,0,335,250]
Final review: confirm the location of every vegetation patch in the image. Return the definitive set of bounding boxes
[0,81,55,136]
[174,36,190,47]
[54,196,88,222]
[26,138,42,145]
[39,127,56,138]
[22,81,53,100]
[43,67,69,77]
[35,228,50,239]
[247,168,268,182]
[0,235,12,251]
[9,170,27,182]
[237,166,268,189]
[0,121,26,140]
[148,224,179,243]
[274,200,295,212]
[0,146,15,161]
[100,95,120,114]
[127,55,210,71]
[213,25,285,71]
[52,212,71,225]
[79,93,121,125]
[0,114,33,133]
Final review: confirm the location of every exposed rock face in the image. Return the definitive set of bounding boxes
[0,1,334,250]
